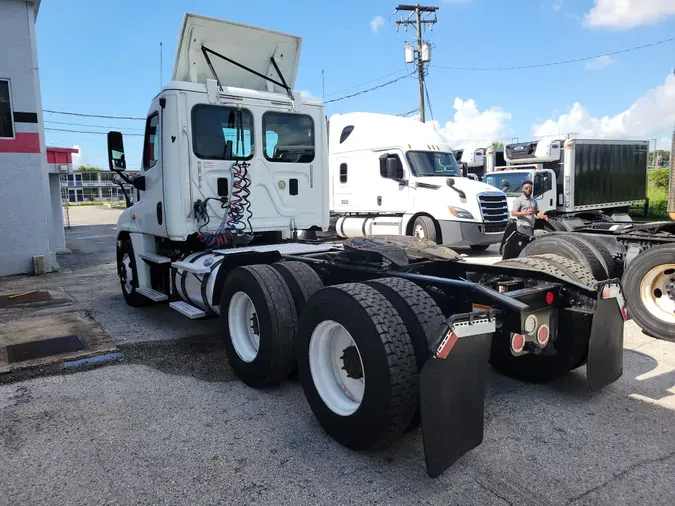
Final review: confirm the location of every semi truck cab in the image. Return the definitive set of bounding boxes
[328,112,509,248]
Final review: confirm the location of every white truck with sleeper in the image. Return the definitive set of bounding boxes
[328,112,508,251]
[108,13,629,479]
[451,144,485,179]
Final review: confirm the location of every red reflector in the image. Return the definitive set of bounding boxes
[511,333,525,353]
[546,292,554,305]
[537,324,550,345]
[621,306,628,321]
[437,331,458,359]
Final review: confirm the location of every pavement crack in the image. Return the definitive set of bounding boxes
[471,475,514,506]
[566,449,675,504]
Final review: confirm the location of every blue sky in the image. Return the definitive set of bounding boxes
[37,0,675,168]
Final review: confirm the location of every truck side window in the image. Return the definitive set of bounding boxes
[191,105,254,160]
[263,112,315,163]
[340,163,347,183]
[533,172,553,197]
[142,113,160,170]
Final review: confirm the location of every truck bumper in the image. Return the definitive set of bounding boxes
[438,219,506,247]
[418,281,626,478]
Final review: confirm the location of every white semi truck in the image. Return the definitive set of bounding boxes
[451,144,485,179]
[108,13,629,478]
[328,112,509,250]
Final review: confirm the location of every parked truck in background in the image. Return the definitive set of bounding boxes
[497,138,675,342]
[328,112,509,250]
[452,144,485,179]
[106,12,630,479]
[485,138,649,231]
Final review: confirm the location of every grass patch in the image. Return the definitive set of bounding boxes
[629,184,668,221]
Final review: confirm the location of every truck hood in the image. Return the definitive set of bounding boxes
[172,13,302,93]
[414,176,503,196]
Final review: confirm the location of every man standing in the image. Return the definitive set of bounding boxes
[511,180,548,236]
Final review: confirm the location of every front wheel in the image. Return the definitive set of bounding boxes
[411,216,438,243]
[117,239,150,307]
[622,244,675,342]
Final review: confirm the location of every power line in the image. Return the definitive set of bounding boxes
[431,37,674,71]
[325,73,414,103]
[45,120,144,131]
[324,69,406,98]
[45,127,144,136]
[43,109,145,120]
[397,107,419,117]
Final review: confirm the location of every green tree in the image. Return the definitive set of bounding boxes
[78,165,102,171]
[490,141,504,148]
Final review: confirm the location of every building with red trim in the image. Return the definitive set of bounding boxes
[0,0,68,276]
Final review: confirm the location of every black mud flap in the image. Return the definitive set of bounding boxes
[587,282,627,391]
[419,312,495,478]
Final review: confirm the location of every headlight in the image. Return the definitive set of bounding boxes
[448,206,474,219]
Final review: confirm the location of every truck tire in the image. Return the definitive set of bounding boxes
[577,234,619,279]
[489,255,594,382]
[117,239,150,307]
[518,234,609,281]
[366,277,445,431]
[271,261,324,315]
[524,254,597,288]
[622,243,675,342]
[296,283,418,450]
[411,215,438,243]
[470,244,490,251]
[495,255,595,288]
[219,265,298,388]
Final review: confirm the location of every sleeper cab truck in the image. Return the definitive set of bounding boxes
[328,112,509,251]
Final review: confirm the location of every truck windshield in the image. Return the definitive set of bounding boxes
[484,172,533,197]
[406,151,462,177]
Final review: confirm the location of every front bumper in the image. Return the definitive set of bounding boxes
[438,219,507,247]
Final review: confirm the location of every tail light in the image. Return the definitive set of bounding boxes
[511,333,525,354]
[536,324,550,346]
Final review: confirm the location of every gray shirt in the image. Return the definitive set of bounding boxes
[512,194,538,232]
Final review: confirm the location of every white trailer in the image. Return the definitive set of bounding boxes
[328,112,508,250]
[107,13,629,479]
[452,144,485,178]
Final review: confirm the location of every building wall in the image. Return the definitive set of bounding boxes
[0,0,56,276]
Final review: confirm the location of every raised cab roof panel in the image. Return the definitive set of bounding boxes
[172,13,302,93]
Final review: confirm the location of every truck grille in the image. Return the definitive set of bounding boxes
[478,192,509,224]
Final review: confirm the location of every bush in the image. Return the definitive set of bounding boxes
[648,168,671,189]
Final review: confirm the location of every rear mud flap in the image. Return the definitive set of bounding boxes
[420,313,494,478]
[587,282,626,391]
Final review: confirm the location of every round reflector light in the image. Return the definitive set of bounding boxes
[546,292,555,305]
[537,324,550,345]
[511,333,525,353]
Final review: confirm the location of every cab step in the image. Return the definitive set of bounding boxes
[136,287,168,302]
[169,301,206,319]
[171,260,211,274]
[140,253,172,264]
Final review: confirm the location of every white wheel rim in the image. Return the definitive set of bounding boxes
[309,320,365,416]
[640,264,675,324]
[414,224,425,239]
[121,253,133,294]
[228,291,260,362]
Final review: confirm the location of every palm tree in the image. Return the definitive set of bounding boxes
[490,141,504,148]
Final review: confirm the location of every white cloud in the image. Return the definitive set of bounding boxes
[553,0,564,11]
[71,145,82,167]
[583,0,675,29]
[298,89,320,100]
[432,98,513,148]
[532,73,675,142]
[370,16,384,33]
[585,55,614,70]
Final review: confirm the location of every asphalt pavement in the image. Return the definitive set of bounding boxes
[0,206,673,506]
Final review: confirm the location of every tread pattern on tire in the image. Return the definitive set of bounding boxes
[496,256,594,288]
[366,277,445,432]
[575,234,618,279]
[526,254,597,287]
[271,261,324,313]
[299,283,419,449]
[222,264,298,387]
[518,234,608,281]
[338,283,418,447]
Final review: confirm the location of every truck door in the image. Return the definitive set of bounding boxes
[376,151,410,213]
[533,170,556,213]
[137,106,167,237]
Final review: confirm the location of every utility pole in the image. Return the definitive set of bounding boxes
[395,4,438,123]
